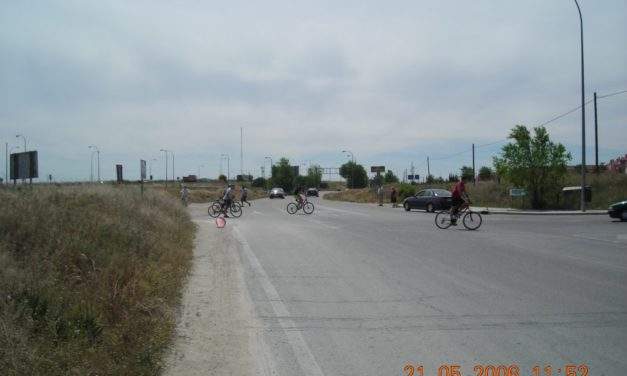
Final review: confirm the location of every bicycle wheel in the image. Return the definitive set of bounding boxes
[208,202,222,218]
[462,211,482,230]
[303,202,314,214]
[230,203,243,218]
[434,210,453,229]
[286,202,298,214]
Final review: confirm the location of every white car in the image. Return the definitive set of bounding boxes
[269,187,285,199]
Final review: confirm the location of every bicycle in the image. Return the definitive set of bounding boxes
[287,195,314,215]
[435,199,482,230]
[208,198,243,218]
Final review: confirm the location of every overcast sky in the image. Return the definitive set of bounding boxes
[1,0,625,182]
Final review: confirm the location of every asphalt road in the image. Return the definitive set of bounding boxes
[203,196,627,376]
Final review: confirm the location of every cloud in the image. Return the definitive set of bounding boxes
[0,0,625,181]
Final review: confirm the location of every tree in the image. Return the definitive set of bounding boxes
[426,174,435,184]
[252,177,266,188]
[339,161,368,188]
[460,166,474,182]
[218,174,227,183]
[270,158,295,192]
[447,173,459,182]
[478,166,493,181]
[384,170,399,183]
[306,165,322,188]
[493,125,571,209]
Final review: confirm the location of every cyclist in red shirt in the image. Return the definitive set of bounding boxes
[450,177,468,225]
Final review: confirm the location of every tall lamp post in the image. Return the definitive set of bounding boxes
[16,134,27,151]
[573,0,586,212]
[88,145,100,182]
[342,150,355,188]
[221,154,230,181]
[160,149,170,188]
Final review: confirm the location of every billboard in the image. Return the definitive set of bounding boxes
[10,151,38,180]
[140,159,147,180]
[116,164,123,182]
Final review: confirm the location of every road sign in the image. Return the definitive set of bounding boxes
[371,166,385,173]
[10,151,38,180]
[408,174,414,180]
[116,164,123,183]
[140,159,147,181]
[509,188,527,197]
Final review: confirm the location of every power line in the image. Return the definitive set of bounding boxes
[415,89,625,174]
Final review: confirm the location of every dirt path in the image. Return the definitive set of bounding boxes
[163,206,266,375]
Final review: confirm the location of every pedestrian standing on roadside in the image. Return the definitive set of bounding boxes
[240,186,251,206]
[390,187,398,208]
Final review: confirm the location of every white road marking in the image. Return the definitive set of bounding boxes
[253,210,265,215]
[233,227,325,376]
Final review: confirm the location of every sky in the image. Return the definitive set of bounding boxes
[1,0,626,182]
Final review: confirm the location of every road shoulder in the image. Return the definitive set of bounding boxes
[163,218,263,376]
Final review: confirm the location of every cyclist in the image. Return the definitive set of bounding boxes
[450,177,468,225]
[180,185,190,206]
[221,184,235,217]
[240,186,251,207]
[294,186,305,207]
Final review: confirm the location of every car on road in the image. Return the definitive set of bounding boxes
[269,187,285,199]
[608,200,627,221]
[306,188,319,197]
[403,188,453,212]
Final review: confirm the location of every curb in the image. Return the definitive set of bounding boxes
[477,210,607,216]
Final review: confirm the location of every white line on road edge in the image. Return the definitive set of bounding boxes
[233,226,325,376]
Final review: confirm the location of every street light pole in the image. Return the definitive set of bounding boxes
[16,134,27,152]
[160,149,169,188]
[172,151,175,183]
[574,0,586,212]
[221,154,230,181]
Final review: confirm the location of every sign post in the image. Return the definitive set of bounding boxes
[140,159,147,196]
[371,166,385,206]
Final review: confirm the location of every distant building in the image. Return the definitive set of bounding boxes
[608,154,627,173]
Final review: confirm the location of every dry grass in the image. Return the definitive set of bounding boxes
[323,172,627,210]
[324,189,376,203]
[0,185,195,375]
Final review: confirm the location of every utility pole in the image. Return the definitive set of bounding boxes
[427,156,430,179]
[96,150,100,182]
[160,149,169,188]
[594,91,599,173]
[90,150,94,182]
[472,143,476,185]
[574,0,586,212]
[172,151,175,183]
[240,127,243,176]
[4,142,7,185]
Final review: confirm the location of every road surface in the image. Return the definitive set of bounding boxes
[172,196,627,376]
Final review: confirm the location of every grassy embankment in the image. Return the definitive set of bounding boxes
[0,185,195,375]
[324,172,627,210]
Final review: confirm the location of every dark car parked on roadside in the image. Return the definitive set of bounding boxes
[403,189,453,212]
[306,188,319,197]
[608,200,627,221]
